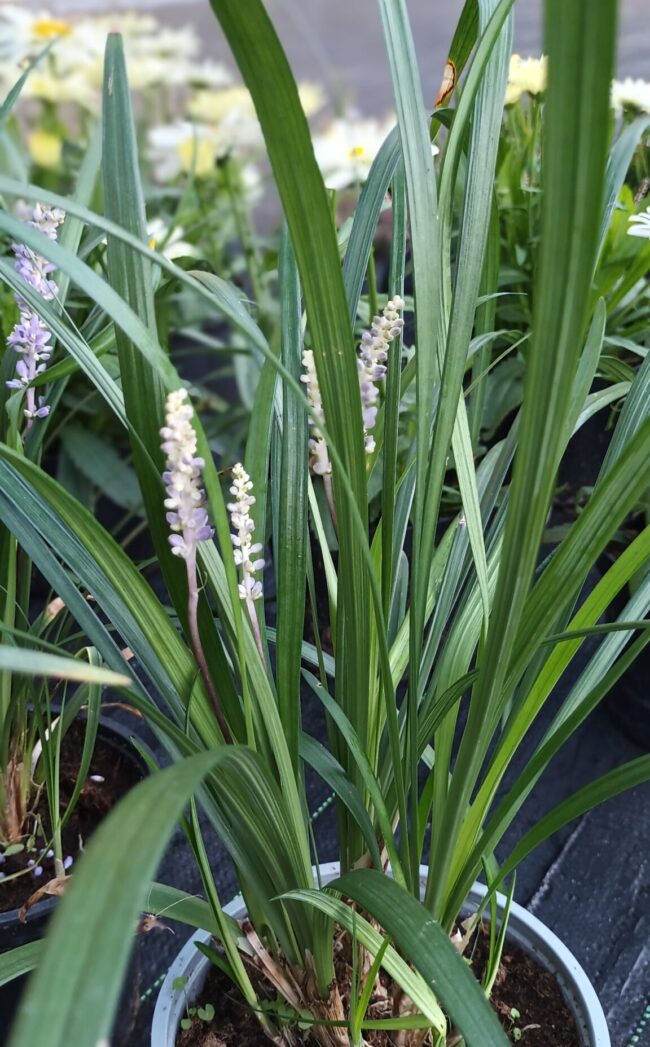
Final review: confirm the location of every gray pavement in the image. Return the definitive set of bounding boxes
[48,0,648,116]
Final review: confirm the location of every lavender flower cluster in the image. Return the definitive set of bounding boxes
[301,349,331,476]
[301,296,405,474]
[228,463,265,602]
[357,295,405,453]
[160,389,214,562]
[5,203,65,424]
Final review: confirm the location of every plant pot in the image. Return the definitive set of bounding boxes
[606,649,650,749]
[152,862,610,1047]
[604,580,650,749]
[0,714,150,1045]
[598,560,650,750]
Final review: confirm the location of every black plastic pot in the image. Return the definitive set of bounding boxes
[0,714,150,1044]
[600,555,650,751]
[606,643,650,749]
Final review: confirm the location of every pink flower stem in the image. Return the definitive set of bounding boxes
[245,595,266,666]
[185,552,231,743]
[24,387,36,433]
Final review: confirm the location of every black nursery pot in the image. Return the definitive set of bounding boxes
[0,893,56,1043]
[606,642,650,750]
[557,413,650,751]
[0,715,150,1044]
[600,556,650,751]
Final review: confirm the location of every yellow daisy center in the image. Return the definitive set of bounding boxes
[177,137,216,178]
[348,145,364,158]
[32,18,72,38]
[27,130,62,169]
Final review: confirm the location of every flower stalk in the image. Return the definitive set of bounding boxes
[160,389,231,742]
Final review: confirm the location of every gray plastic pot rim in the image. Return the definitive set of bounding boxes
[151,862,610,1047]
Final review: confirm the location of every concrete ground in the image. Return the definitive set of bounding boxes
[51,0,648,117]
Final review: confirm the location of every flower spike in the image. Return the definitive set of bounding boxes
[299,296,404,528]
[300,349,331,477]
[5,203,65,429]
[228,463,266,661]
[160,389,231,742]
[161,388,214,561]
[357,295,405,453]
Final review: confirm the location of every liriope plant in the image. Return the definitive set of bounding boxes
[0,187,142,901]
[0,0,648,1045]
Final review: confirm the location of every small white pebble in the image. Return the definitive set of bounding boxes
[89,774,105,783]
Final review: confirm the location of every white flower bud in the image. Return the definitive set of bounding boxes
[228,463,265,602]
[160,389,213,560]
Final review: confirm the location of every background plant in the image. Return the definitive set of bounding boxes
[0,617,133,896]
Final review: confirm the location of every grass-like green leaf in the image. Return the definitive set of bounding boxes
[7,753,232,1047]
[283,883,447,1037]
[0,942,41,987]
[208,0,378,869]
[0,646,131,687]
[330,870,509,1046]
[275,229,308,771]
[426,0,620,919]
[0,447,223,742]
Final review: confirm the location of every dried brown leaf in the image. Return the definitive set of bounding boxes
[19,875,68,923]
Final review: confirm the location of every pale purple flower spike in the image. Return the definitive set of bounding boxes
[228,463,266,661]
[301,296,405,469]
[228,463,265,603]
[160,390,231,741]
[161,388,214,562]
[357,295,405,454]
[5,203,65,426]
[301,349,331,477]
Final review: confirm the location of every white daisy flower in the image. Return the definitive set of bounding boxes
[148,121,220,182]
[611,77,650,115]
[312,112,396,190]
[0,7,74,63]
[628,208,650,239]
[146,218,199,260]
[505,55,547,106]
[187,60,234,90]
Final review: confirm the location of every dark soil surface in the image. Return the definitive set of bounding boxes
[176,965,261,1047]
[471,925,581,1047]
[0,717,143,914]
[175,923,581,1047]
